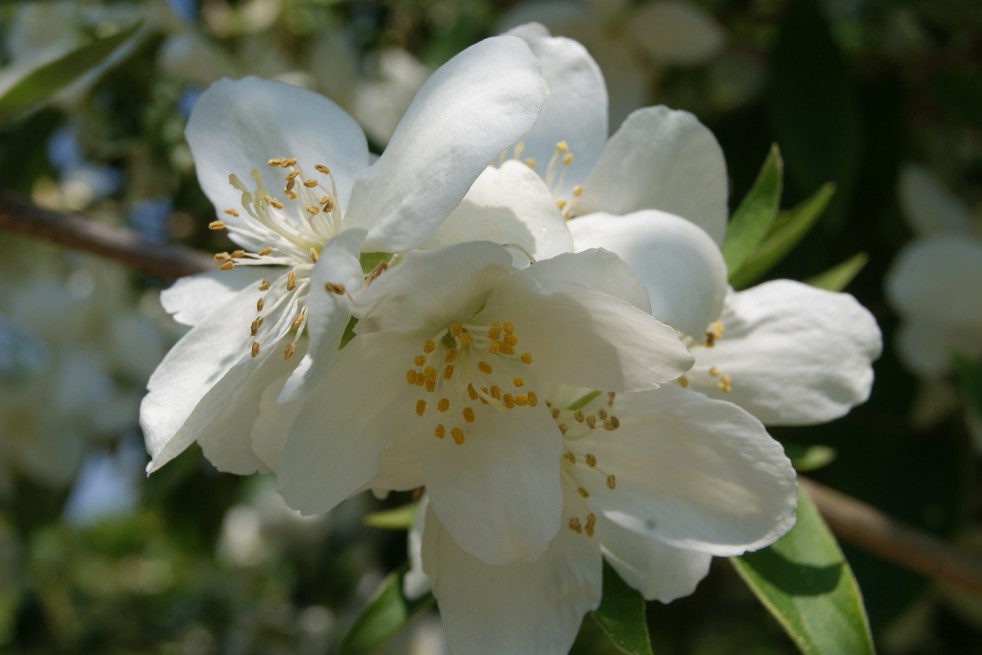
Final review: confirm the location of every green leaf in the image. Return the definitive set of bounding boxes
[807,253,869,292]
[0,23,142,125]
[731,488,874,655]
[592,561,654,655]
[364,502,418,530]
[359,252,391,275]
[784,444,838,472]
[723,144,784,277]
[767,0,862,226]
[729,183,835,289]
[338,565,435,655]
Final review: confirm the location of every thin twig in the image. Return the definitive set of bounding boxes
[800,477,982,596]
[0,190,212,278]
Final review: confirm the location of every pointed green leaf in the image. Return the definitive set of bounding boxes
[807,253,869,292]
[731,488,874,655]
[592,560,654,655]
[730,183,835,289]
[784,444,837,472]
[364,502,418,530]
[338,564,434,655]
[723,144,783,276]
[0,23,142,125]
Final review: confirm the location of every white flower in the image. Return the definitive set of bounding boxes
[406,384,796,655]
[499,2,726,127]
[275,241,693,565]
[140,36,550,475]
[887,164,982,378]
[508,26,882,426]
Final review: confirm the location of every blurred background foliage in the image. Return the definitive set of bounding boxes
[0,0,980,652]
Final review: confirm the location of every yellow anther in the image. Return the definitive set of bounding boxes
[488,341,500,354]
[223,208,240,217]
[498,343,514,355]
[219,261,234,270]
[556,141,569,153]
[450,323,463,337]
[250,318,260,336]
[606,474,617,490]
[586,415,596,429]
[585,513,596,537]
[423,365,436,381]
[415,399,427,417]
[521,352,532,364]
[284,343,296,360]
[305,204,320,216]
[551,407,561,419]
[462,407,476,423]
[286,169,300,180]
[718,373,732,393]
[231,250,245,259]
[451,427,465,445]
[678,375,689,388]
[437,398,450,412]
[487,321,502,339]
[423,339,436,353]
[569,517,582,533]
[585,454,597,467]
[443,365,455,381]
[504,334,518,346]
[256,298,265,312]
[303,178,318,188]
[315,163,330,174]
[285,178,295,192]
[607,392,616,407]
[574,410,585,423]
[559,423,569,435]
[286,271,297,291]
[290,314,304,331]
[269,198,284,209]
[426,380,436,393]
[267,158,285,167]
[435,424,445,439]
[444,349,457,363]
[512,376,525,388]
[503,394,515,409]
[406,370,417,384]
[503,321,515,334]
[577,487,590,498]
[414,354,425,366]
[259,246,273,256]
[208,220,225,230]
[324,282,346,295]
[477,361,493,375]
[460,333,472,347]
[489,385,501,400]
[251,342,260,358]
[556,199,567,210]
[572,185,583,197]
[598,408,608,420]
[564,451,576,464]
[466,384,479,400]
[310,248,319,263]
[322,197,334,212]
[515,394,530,407]
[603,416,620,431]
[524,157,536,168]
[562,153,573,166]
[215,251,231,261]
[708,366,720,377]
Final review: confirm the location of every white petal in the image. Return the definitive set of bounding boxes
[627,1,726,65]
[570,210,728,335]
[506,23,609,198]
[422,399,563,565]
[421,161,573,266]
[161,268,267,327]
[481,272,693,392]
[372,434,426,494]
[354,241,513,334]
[346,36,549,252]
[898,164,972,236]
[250,369,304,471]
[275,331,425,515]
[886,235,982,329]
[895,320,982,378]
[185,77,369,231]
[141,286,258,473]
[599,514,712,603]
[523,247,651,311]
[694,281,883,425]
[578,106,728,244]
[584,385,797,555]
[277,228,366,403]
[423,506,602,655]
[404,496,432,600]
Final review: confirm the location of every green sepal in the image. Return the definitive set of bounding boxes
[807,253,869,292]
[723,144,784,277]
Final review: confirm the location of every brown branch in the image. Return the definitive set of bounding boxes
[800,477,982,596]
[0,190,213,278]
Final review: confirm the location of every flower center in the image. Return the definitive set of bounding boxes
[210,156,345,361]
[676,320,733,393]
[502,139,584,220]
[553,391,621,539]
[405,320,537,446]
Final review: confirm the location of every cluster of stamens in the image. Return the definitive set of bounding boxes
[554,391,621,538]
[677,320,733,393]
[210,155,347,361]
[501,140,583,220]
[406,320,536,446]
